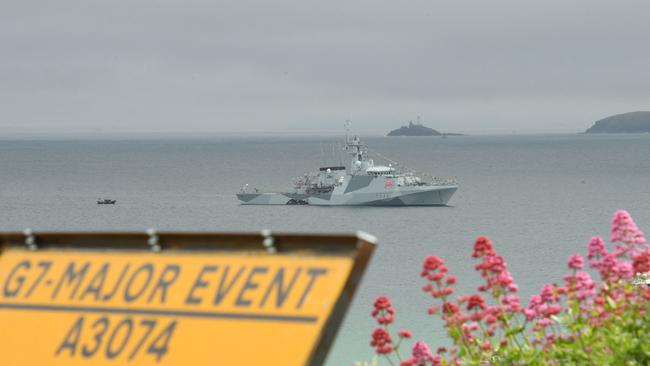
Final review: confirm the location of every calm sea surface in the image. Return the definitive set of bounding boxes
[1,134,649,365]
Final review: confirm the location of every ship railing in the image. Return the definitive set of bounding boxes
[398,176,457,187]
[429,177,458,186]
[239,185,260,193]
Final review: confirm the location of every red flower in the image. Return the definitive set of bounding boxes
[371,296,395,325]
[545,304,561,316]
[370,327,393,354]
[421,256,445,278]
[594,296,604,305]
[633,249,650,273]
[374,296,391,310]
[427,273,445,281]
[377,345,393,354]
[398,329,412,338]
[467,294,487,311]
[480,340,492,351]
[472,236,496,258]
[442,302,460,315]
[643,289,650,301]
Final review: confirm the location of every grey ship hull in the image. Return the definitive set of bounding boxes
[237,131,458,206]
[237,185,457,206]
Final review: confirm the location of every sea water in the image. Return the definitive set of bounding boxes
[1,134,649,365]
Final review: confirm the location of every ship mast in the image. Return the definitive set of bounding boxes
[343,121,372,174]
[344,120,351,144]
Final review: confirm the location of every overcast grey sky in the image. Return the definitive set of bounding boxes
[2,0,649,136]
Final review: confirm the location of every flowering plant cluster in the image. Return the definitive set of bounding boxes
[362,210,650,365]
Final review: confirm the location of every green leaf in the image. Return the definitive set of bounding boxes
[504,325,525,338]
[606,296,617,309]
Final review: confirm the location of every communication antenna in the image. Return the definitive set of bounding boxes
[344,120,351,143]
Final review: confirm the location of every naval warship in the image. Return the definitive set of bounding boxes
[237,128,458,206]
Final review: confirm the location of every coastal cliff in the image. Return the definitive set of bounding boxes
[585,111,650,133]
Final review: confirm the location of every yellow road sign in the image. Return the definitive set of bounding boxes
[0,231,375,366]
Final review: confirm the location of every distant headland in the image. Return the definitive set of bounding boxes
[387,119,464,137]
[585,111,650,134]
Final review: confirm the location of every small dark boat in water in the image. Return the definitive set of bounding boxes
[97,199,116,205]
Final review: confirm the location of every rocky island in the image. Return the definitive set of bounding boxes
[388,121,440,136]
[387,120,464,137]
[585,111,650,133]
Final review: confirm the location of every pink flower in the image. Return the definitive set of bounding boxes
[446,275,457,285]
[567,254,584,270]
[613,261,634,280]
[591,253,619,279]
[611,210,646,245]
[587,236,607,259]
[471,238,521,298]
[523,308,535,321]
[540,283,558,303]
[538,318,552,327]
[421,256,457,299]
[524,294,543,320]
[501,294,522,312]
[481,255,506,274]
[480,340,492,351]
[573,271,596,300]
[497,270,514,286]
[411,341,439,365]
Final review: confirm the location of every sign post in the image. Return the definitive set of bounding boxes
[0,231,375,366]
